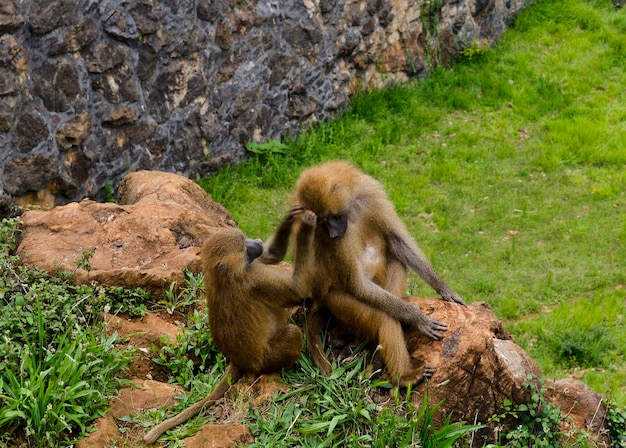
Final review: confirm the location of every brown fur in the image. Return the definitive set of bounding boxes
[265,161,464,386]
[144,211,316,444]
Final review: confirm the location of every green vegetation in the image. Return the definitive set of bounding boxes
[198,0,626,409]
[488,374,590,447]
[248,349,483,447]
[0,217,135,446]
[1,0,625,445]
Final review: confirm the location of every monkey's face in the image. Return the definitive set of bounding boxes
[321,213,348,239]
[296,170,350,240]
[245,238,263,262]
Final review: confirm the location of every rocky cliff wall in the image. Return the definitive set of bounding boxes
[0,0,531,215]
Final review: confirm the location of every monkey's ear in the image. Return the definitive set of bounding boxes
[324,214,348,239]
[245,238,263,263]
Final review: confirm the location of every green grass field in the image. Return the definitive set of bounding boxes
[198,0,626,406]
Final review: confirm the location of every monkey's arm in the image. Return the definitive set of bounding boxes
[255,210,317,306]
[259,204,305,264]
[143,364,240,444]
[344,267,448,340]
[290,210,317,297]
[388,232,466,306]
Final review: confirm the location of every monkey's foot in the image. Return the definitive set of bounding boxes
[309,348,333,376]
[393,365,436,387]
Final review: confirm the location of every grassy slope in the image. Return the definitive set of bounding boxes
[198,0,626,404]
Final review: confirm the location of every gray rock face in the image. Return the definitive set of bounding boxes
[0,0,532,216]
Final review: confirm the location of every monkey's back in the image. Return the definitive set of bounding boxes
[206,276,276,373]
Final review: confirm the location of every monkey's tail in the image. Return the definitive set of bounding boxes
[143,364,241,444]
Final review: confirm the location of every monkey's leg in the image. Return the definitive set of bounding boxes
[384,257,408,298]
[261,323,303,374]
[324,288,431,387]
[143,364,241,444]
[305,304,334,376]
[377,319,435,387]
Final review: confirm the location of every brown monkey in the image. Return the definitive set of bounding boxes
[264,161,465,386]
[143,210,317,444]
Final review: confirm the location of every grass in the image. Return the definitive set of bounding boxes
[0,218,135,446]
[1,0,625,445]
[198,0,626,407]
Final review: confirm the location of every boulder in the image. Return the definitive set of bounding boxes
[403,299,607,445]
[547,377,610,446]
[17,170,236,293]
[406,299,540,437]
[183,424,254,448]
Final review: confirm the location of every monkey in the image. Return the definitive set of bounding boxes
[263,160,465,386]
[143,209,317,444]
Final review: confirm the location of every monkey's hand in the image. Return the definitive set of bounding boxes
[259,204,306,264]
[300,210,317,227]
[438,288,466,306]
[408,305,448,340]
[287,203,306,220]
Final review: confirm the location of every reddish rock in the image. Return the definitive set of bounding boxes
[548,378,610,447]
[183,423,254,448]
[76,415,121,448]
[405,299,540,431]
[104,312,182,380]
[111,379,184,419]
[105,312,180,349]
[327,298,609,445]
[17,171,236,294]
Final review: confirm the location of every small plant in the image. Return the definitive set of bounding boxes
[104,181,116,203]
[489,374,590,447]
[247,348,483,446]
[75,246,96,272]
[0,331,132,447]
[156,269,204,316]
[0,217,135,445]
[606,400,626,447]
[245,139,288,159]
[152,307,220,388]
[0,217,21,254]
[459,38,490,61]
[421,0,444,67]
[105,285,150,318]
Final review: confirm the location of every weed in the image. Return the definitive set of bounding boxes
[104,180,116,203]
[245,139,288,158]
[422,0,444,67]
[459,39,491,61]
[0,217,134,445]
[247,348,483,446]
[155,269,204,317]
[0,331,132,447]
[0,216,22,255]
[488,374,591,447]
[152,307,221,388]
[606,401,626,447]
[105,285,150,318]
[75,246,96,272]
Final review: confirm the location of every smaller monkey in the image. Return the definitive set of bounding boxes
[143,210,317,444]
